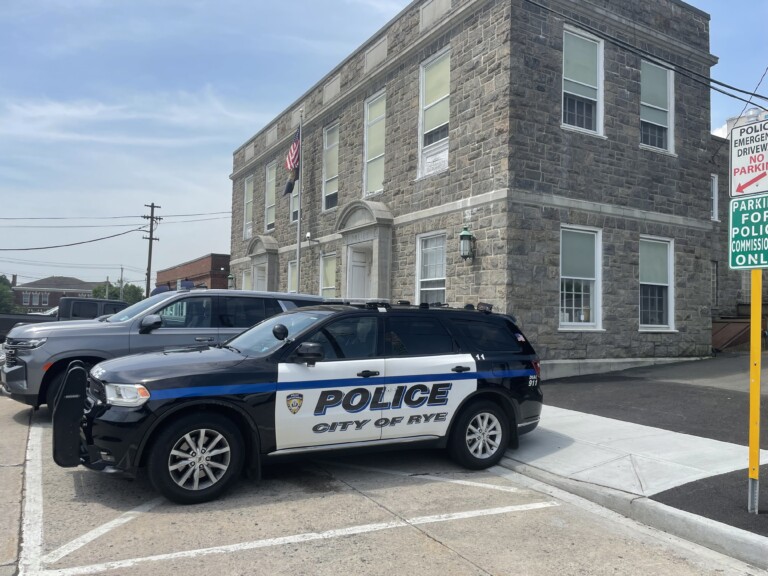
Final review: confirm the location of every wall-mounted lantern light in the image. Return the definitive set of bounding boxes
[459,225,476,260]
[227,274,235,289]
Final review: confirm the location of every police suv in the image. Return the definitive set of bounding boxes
[52,302,543,504]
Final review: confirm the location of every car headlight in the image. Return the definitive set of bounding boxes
[8,338,47,350]
[104,383,150,407]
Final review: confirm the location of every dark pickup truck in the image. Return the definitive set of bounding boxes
[0,297,128,342]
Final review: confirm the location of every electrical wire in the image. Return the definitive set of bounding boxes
[0,211,231,221]
[0,227,147,251]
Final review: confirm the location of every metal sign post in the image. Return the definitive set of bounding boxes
[729,115,768,513]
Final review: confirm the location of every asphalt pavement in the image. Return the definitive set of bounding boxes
[500,351,768,570]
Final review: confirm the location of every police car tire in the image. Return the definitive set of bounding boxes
[148,413,245,505]
[449,401,509,469]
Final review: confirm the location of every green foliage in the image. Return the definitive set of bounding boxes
[0,282,17,314]
[91,282,144,305]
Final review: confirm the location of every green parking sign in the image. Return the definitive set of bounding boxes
[730,192,768,269]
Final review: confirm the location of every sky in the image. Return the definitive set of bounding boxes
[0,0,765,292]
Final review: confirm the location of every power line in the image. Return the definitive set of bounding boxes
[0,257,145,273]
[0,227,147,251]
[0,211,231,221]
[0,223,146,229]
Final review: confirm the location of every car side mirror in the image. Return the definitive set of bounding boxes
[272,324,289,341]
[139,314,163,334]
[295,342,323,366]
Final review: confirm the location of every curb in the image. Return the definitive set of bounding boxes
[499,457,768,572]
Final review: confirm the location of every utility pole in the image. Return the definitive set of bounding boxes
[143,203,162,297]
[105,276,110,299]
[119,266,124,300]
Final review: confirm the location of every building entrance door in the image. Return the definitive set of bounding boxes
[348,246,372,299]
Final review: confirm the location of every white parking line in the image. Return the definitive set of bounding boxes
[43,498,164,564]
[18,424,44,576]
[41,502,559,576]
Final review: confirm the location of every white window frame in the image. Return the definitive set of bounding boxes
[364,91,386,196]
[418,48,451,178]
[290,187,299,223]
[415,231,446,305]
[265,162,276,232]
[711,174,719,221]
[243,175,254,240]
[639,236,675,331]
[559,226,602,330]
[561,26,604,136]
[323,123,339,211]
[41,293,49,306]
[22,292,30,305]
[640,60,675,153]
[287,260,297,293]
[320,253,337,298]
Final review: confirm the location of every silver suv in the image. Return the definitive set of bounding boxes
[1,289,322,408]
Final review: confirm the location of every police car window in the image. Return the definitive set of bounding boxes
[453,319,523,353]
[228,310,330,356]
[323,317,378,359]
[385,317,455,356]
[305,330,339,360]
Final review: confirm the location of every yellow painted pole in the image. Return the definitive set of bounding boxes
[748,268,761,513]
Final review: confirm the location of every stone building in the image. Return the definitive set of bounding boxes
[229,0,738,377]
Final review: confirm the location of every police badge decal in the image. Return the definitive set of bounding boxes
[286,393,303,415]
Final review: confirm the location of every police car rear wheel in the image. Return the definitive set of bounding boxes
[148,413,244,504]
[449,401,509,469]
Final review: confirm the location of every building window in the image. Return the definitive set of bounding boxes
[323,124,339,210]
[562,29,602,134]
[241,268,253,291]
[265,162,276,232]
[320,253,336,298]
[640,237,674,329]
[31,292,39,306]
[365,92,386,195]
[711,174,719,221]
[417,233,446,305]
[560,227,601,327]
[254,263,267,291]
[243,176,254,240]
[641,61,673,151]
[419,50,450,177]
[287,260,297,293]
[41,293,49,306]
[22,292,30,305]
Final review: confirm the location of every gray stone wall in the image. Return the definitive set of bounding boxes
[230,0,727,367]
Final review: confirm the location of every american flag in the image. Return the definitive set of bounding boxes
[285,127,301,171]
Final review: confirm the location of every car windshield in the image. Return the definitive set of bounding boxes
[107,292,176,322]
[227,310,333,356]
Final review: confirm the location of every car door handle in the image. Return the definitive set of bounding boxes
[195,337,215,342]
[357,370,380,378]
[452,365,471,373]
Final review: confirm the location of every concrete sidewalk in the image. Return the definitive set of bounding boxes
[0,397,31,575]
[500,404,768,571]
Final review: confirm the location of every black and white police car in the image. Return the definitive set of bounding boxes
[52,302,543,504]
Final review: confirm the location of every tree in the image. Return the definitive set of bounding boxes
[0,280,17,314]
[92,282,144,305]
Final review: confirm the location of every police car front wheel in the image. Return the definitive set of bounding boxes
[449,401,509,469]
[148,413,245,504]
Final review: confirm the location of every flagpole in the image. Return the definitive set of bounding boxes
[295,110,303,293]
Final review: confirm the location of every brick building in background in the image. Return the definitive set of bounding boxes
[155,254,230,292]
[11,276,101,313]
[229,0,738,378]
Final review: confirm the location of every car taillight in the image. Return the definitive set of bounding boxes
[532,360,541,379]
